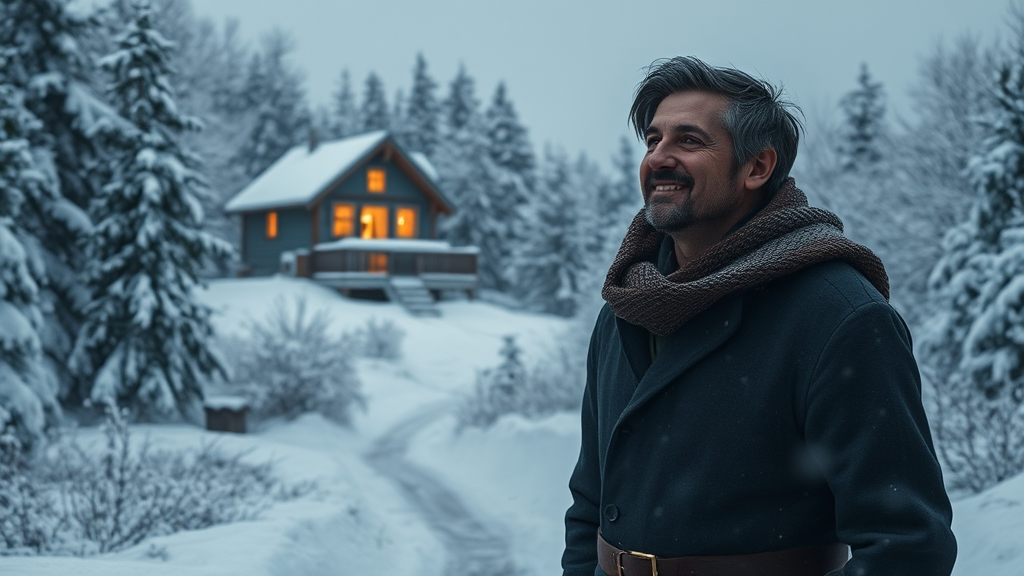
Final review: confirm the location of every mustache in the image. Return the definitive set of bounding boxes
[645,170,694,190]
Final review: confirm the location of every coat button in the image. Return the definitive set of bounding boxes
[604,504,620,522]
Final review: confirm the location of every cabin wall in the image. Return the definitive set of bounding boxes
[243,208,310,276]
[317,152,433,242]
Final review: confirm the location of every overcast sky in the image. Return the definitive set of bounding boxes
[191,0,1008,168]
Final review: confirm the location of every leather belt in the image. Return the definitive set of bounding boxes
[598,531,849,576]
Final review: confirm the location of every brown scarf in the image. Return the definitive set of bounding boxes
[601,179,889,336]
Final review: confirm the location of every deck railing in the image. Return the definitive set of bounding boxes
[294,240,478,277]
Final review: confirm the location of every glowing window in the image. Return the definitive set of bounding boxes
[359,205,389,239]
[367,168,386,193]
[266,211,278,239]
[396,207,417,238]
[332,203,354,237]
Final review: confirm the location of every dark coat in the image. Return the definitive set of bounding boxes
[562,260,956,576]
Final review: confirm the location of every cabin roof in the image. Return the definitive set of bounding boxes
[224,131,447,214]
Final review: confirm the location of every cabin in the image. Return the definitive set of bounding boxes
[224,131,478,315]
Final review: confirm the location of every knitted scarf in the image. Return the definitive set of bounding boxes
[601,178,889,336]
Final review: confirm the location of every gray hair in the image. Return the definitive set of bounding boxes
[629,56,803,196]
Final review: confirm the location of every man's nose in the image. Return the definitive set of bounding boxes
[645,141,677,171]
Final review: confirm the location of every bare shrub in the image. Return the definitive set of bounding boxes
[351,317,405,360]
[0,406,305,556]
[0,434,68,555]
[923,368,1024,495]
[227,298,365,426]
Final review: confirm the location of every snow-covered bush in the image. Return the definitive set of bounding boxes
[0,433,65,555]
[458,334,584,429]
[227,298,365,426]
[351,316,405,360]
[1,406,301,556]
[919,27,1024,493]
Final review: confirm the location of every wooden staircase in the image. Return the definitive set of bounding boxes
[386,277,440,317]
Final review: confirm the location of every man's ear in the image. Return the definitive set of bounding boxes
[741,147,778,191]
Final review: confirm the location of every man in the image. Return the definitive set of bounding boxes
[562,57,956,576]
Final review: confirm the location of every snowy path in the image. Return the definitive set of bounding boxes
[365,403,519,576]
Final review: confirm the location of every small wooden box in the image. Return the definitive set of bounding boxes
[204,396,250,434]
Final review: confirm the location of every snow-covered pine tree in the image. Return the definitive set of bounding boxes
[458,334,529,428]
[330,69,361,139]
[837,63,886,173]
[483,82,534,293]
[598,136,642,250]
[70,4,232,420]
[433,66,506,290]
[390,88,405,134]
[512,147,595,316]
[360,72,390,133]
[399,53,440,157]
[234,30,309,179]
[920,35,1024,492]
[0,0,127,398]
[0,79,60,447]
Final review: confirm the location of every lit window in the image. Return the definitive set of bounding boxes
[332,203,354,237]
[359,206,389,239]
[367,168,386,193]
[266,211,278,239]
[396,207,417,238]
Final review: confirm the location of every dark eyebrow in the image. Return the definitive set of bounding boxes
[644,123,713,142]
[670,123,713,142]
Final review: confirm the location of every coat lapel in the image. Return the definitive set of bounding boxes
[616,295,743,425]
[615,315,652,385]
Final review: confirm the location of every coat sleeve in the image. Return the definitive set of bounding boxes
[804,301,956,576]
[562,318,604,576]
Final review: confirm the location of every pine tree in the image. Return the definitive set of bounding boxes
[234,30,309,179]
[482,82,534,292]
[70,4,232,420]
[390,88,405,133]
[920,36,1024,492]
[360,72,389,134]
[512,148,595,316]
[0,0,125,398]
[331,69,360,139]
[0,79,60,446]
[837,63,886,172]
[434,66,506,290]
[400,53,440,156]
[597,136,642,252]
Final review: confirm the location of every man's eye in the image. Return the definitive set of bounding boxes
[646,138,659,149]
[682,136,703,145]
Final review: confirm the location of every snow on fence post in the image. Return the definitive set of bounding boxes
[204,396,250,434]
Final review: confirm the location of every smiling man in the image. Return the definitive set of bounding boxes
[562,57,956,576]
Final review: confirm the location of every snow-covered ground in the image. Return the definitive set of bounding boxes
[1,275,1022,575]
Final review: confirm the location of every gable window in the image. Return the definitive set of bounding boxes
[332,203,355,237]
[367,168,386,193]
[359,205,389,239]
[266,211,278,239]
[396,207,418,238]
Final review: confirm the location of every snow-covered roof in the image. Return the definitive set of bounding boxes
[224,131,387,213]
[314,238,479,254]
[409,152,438,182]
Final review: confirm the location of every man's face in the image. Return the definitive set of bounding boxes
[640,91,751,234]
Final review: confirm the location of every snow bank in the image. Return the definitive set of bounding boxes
[951,471,1024,575]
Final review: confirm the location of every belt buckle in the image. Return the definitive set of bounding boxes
[615,549,658,576]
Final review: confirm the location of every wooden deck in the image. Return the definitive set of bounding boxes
[282,239,479,296]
